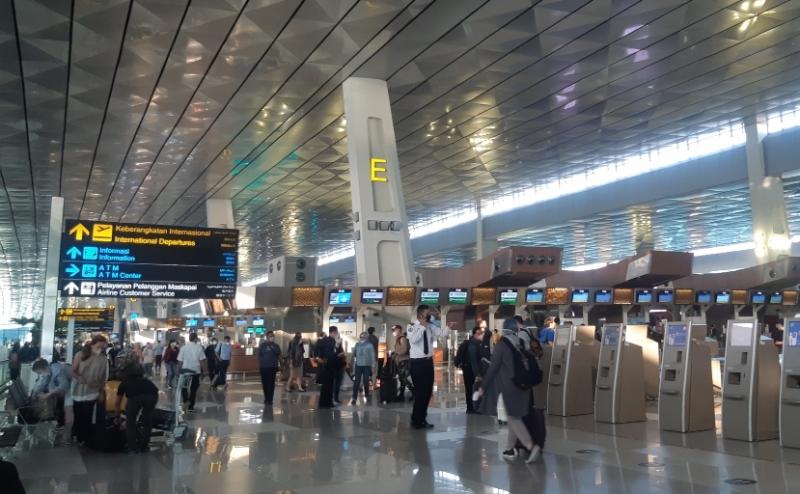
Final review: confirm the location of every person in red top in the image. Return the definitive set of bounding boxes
[163,340,180,389]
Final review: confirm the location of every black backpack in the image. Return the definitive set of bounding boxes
[454,340,469,369]
[501,338,543,389]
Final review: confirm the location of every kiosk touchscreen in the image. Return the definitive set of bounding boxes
[548,325,598,417]
[595,324,646,423]
[722,320,779,442]
[659,321,715,433]
[780,319,800,448]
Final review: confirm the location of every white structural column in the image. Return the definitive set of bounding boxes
[745,116,791,259]
[206,198,235,229]
[343,78,414,286]
[40,196,64,361]
[475,204,497,259]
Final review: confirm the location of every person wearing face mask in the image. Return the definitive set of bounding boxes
[287,333,306,392]
[351,332,376,405]
[258,331,282,405]
[31,358,70,426]
[476,318,541,463]
[332,332,346,405]
[163,340,180,389]
[205,338,219,384]
[71,335,109,446]
[392,325,410,399]
[316,327,339,408]
[407,305,455,429]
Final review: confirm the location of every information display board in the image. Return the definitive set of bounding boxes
[56,307,114,332]
[58,220,238,298]
[526,288,544,304]
[420,289,440,305]
[499,289,518,305]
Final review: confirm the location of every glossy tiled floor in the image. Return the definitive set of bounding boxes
[6,367,800,493]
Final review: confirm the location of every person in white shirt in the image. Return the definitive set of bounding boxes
[407,304,455,429]
[177,333,207,412]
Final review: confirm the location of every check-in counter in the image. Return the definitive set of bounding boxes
[229,346,260,376]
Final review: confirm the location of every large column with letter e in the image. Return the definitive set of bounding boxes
[343,78,413,287]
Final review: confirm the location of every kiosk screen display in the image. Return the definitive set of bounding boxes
[254,327,266,335]
[770,292,784,304]
[202,318,215,328]
[657,290,673,303]
[751,291,766,304]
[788,321,800,347]
[235,318,247,326]
[666,324,688,347]
[730,323,753,346]
[696,291,712,304]
[556,329,570,346]
[252,317,264,327]
[636,290,652,304]
[448,289,468,304]
[603,325,620,346]
[526,289,544,304]
[185,318,198,328]
[420,289,439,304]
[361,288,384,304]
[329,289,352,306]
[594,290,612,303]
[525,288,544,304]
[715,291,731,304]
[499,289,518,305]
[570,289,589,303]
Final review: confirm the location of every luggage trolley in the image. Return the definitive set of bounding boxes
[154,372,193,443]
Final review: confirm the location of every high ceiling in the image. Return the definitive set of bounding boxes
[3,0,800,319]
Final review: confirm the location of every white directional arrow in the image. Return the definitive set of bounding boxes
[63,282,79,295]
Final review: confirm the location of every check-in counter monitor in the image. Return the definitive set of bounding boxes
[781,319,800,448]
[595,324,646,424]
[659,322,715,432]
[548,325,598,417]
[624,324,660,399]
[722,320,779,442]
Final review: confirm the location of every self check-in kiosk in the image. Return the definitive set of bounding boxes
[548,325,598,416]
[722,320,779,442]
[595,324,646,423]
[780,319,800,448]
[659,321,715,432]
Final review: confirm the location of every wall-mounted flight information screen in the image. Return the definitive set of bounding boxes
[58,220,238,299]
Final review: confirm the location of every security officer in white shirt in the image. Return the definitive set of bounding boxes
[407,304,454,429]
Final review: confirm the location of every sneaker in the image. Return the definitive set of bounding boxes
[502,449,518,461]
[525,445,542,464]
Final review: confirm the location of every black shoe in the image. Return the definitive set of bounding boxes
[422,421,434,429]
[466,409,478,415]
[411,422,428,430]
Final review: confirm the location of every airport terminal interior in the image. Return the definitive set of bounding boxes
[7,0,800,492]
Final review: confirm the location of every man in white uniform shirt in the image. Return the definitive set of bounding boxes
[407,304,455,429]
[177,333,207,412]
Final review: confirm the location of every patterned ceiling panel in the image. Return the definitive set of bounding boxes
[5,0,800,319]
[499,181,754,266]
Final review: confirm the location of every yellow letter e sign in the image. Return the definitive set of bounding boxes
[370,158,388,183]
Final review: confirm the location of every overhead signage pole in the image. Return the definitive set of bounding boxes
[57,220,238,299]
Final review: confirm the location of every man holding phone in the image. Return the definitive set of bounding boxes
[407,304,455,429]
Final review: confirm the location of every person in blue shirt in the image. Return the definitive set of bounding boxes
[351,332,376,405]
[538,316,557,346]
[214,336,233,389]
